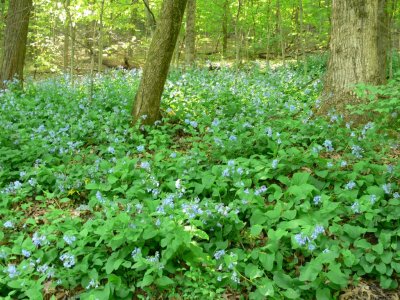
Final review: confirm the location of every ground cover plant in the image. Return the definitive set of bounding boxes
[0,61,399,299]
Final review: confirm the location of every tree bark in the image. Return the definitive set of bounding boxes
[63,0,71,73]
[132,0,187,125]
[222,0,229,58]
[185,0,196,65]
[298,0,307,74]
[235,0,243,65]
[322,0,389,114]
[98,0,106,72]
[0,0,32,88]
[276,0,285,65]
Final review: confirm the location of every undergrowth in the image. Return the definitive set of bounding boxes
[0,62,399,299]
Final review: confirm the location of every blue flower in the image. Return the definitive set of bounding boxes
[351,145,363,158]
[32,232,48,247]
[351,201,360,213]
[345,181,356,190]
[214,249,226,260]
[131,247,141,259]
[212,119,220,127]
[308,244,316,251]
[313,195,322,205]
[22,249,31,258]
[140,161,150,170]
[5,264,19,278]
[63,235,76,245]
[136,145,145,152]
[323,140,334,152]
[272,159,279,169]
[382,183,391,194]
[3,221,14,228]
[60,253,75,268]
[294,233,307,246]
[107,146,115,154]
[311,225,324,240]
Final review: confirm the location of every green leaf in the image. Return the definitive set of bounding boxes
[299,260,322,282]
[283,288,300,299]
[343,224,367,239]
[273,272,293,289]
[326,264,348,286]
[140,274,154,287]
[202,174,216,189]
[250,210,267,226]
[256,278,274,297]
[259,252,275,272]
[316,288,331,300]
[250,224,263,236]
[245,264,263,280]
[291,172,310,185]
[376,262,386,274]
[156,276,175,287]
[372,243,384,255]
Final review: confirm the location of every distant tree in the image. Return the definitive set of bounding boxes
[132,0,187,125]
[321,0,389,114]
[0,0,32,88]
[185,0,196,65]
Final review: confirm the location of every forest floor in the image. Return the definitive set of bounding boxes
[0,60,399,299]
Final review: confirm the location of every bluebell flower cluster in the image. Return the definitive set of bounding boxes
[294,225,325,250]
[60,253,75,268]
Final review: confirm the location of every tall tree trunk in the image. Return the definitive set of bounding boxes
[98,0,106,73]
[322,0,389,114]
[235,0,243,65]
[0,0,32,88]
[132,0,187,125]
[265,0,271,67]
[276,0,285,65]
[388,0,397,79]
[0,0,6,60]
[222,0,229,58]
[185,0,196,65]
[298,0,306,74]
[63,0,71,73]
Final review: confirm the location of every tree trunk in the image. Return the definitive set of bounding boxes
[298,0,307,74]
[185,0,196,65]
[265,0,271,67]
[0,0,6,60]
[322,0,389,114]
[276,0,285,65]
[132,0,187,125]
[98,0,106,73]
[0,0,32,88]
[235,0,243,65]
[63,0,71,73]
[222,0,228,58]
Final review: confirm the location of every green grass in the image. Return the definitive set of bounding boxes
[0,63,399,299]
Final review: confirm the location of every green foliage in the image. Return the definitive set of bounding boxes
[350,72,400,130]
[0,65,399,299]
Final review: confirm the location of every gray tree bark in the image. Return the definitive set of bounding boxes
[322,0,389,114]
[0,0,32,88]
[132,0,187,125]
